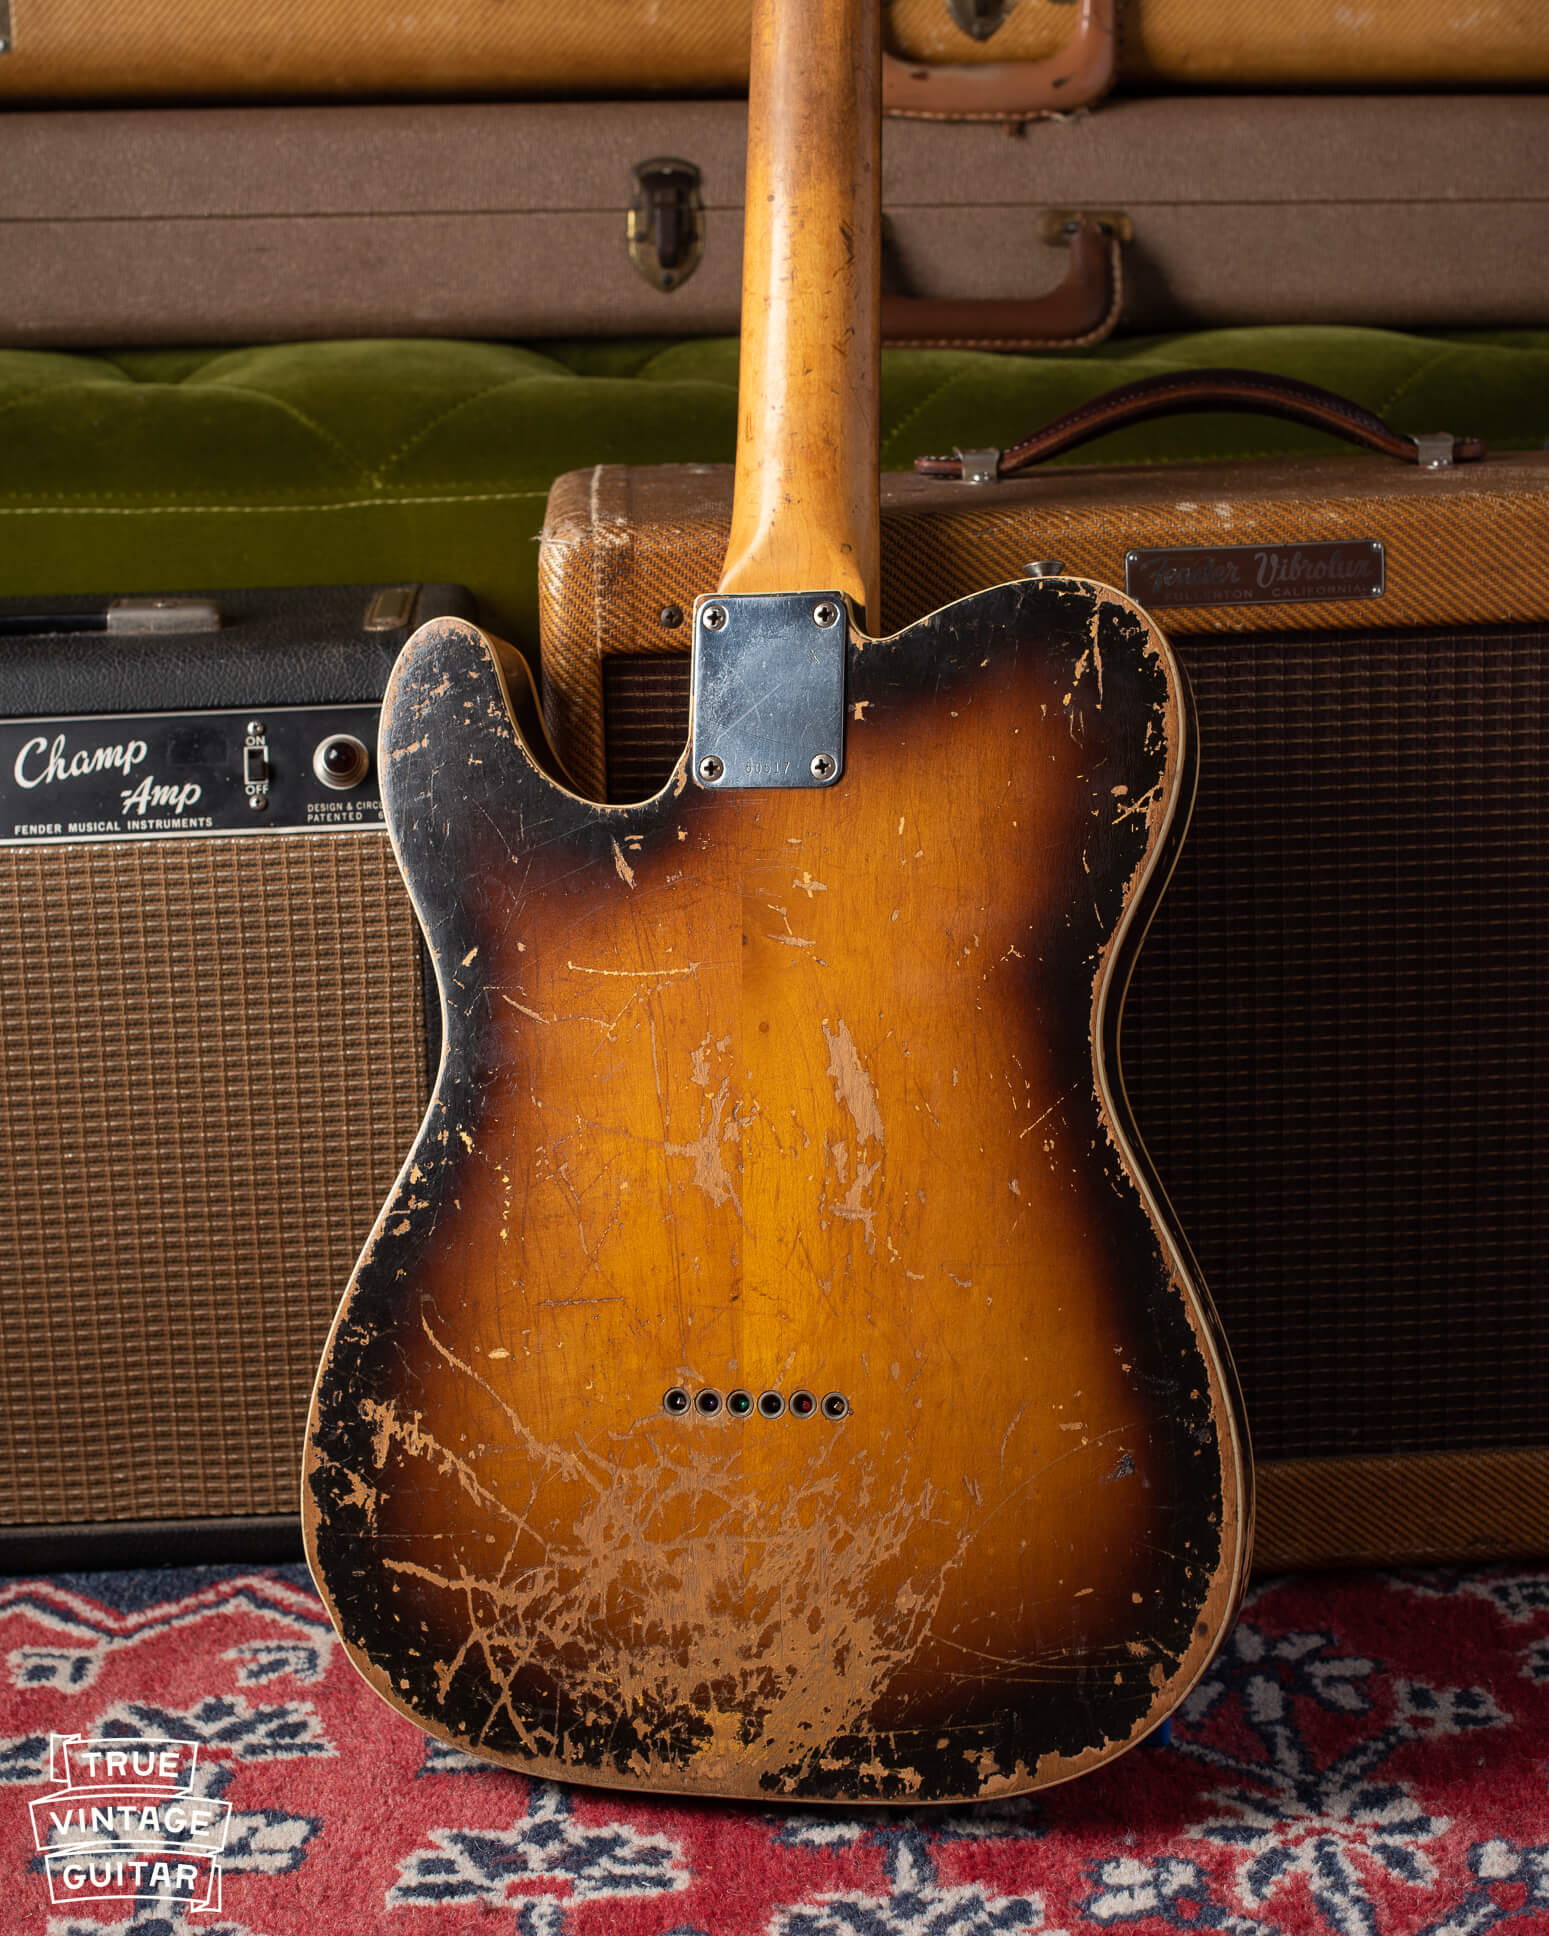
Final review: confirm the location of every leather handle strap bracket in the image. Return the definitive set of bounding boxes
[913,369,1488,478]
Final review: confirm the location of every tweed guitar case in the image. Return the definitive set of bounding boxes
[2,0,1544,107]
[537,371,1549,1572]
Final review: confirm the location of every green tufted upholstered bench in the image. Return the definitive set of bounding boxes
[2,326,1547,657]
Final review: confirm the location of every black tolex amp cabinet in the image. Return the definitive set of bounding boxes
[0,584,474,1571]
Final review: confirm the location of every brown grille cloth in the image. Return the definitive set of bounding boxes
[0,833,426,1527]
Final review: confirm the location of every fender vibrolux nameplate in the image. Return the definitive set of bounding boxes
[1125,539,1385,609]
[0,705,383,844]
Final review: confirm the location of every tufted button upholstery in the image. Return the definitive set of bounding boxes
[1,329,1546,651]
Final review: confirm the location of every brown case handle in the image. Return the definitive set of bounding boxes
[913,369,1488,477]
[882,0,1116,118]
[881,215,1121,350]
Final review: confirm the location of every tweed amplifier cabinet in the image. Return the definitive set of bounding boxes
[536,430,1549,1571]
[0,583,476,1572]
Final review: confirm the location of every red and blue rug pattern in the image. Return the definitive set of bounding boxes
[4,1563,1548,1935]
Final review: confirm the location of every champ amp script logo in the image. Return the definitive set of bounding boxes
[28,1733,231,1915]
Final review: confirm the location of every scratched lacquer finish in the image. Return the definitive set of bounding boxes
[304,575,1248,1802]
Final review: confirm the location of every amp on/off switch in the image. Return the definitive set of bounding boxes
[313,733,370,790]
[243,719,270,812]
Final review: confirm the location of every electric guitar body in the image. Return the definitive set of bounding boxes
[303,575,1250,1802]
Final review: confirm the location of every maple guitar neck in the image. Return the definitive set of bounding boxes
[717,0,881,622]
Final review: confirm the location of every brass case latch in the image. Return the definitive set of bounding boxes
[628,158,706,294]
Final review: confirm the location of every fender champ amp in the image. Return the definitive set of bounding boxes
[0,584,475,1571]
[535,378,1549,1571]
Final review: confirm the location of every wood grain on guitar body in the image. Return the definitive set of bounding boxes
[303,0,1251,1804]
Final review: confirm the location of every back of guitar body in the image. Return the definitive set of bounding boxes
[304,574,1250,1803]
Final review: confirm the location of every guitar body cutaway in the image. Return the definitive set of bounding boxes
[304,575,1250,1802]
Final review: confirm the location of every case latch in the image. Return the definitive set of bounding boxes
[946,0,1014,39]
[628,158,706,294]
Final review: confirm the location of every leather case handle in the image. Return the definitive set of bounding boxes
[881,215,1121,350]
[913,369,1488,477]
[882,0,1115,118]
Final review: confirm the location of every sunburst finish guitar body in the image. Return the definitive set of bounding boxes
[305,578,1247,1801]
[304,0,1250,1802]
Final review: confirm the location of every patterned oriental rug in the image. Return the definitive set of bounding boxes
[3,1563,1548,1936]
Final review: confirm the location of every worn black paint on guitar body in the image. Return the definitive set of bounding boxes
[305,576,1250,1803]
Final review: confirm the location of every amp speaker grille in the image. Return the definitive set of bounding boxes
[1126,625,1549,1461]
[0,833,427,1527]
[604,656,691,804]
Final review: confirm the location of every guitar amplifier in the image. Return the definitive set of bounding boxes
[535,393,1549,1571]
[0,584,473,1571]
